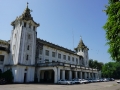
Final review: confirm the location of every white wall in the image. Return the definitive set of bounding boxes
[12,66,35,83]
[37,45,80,65]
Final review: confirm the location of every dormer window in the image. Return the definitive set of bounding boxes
[24,22,26,27]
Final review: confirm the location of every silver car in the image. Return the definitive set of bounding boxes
[58,79,73,85]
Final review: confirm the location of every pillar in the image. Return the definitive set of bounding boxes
[75,71,78,79]
[57,68,60,81]
[38,70,40,82]
[54,68,57,83]
[62,70,65,80]
[80,72,82,79]
[92,73,94,79]
[69,70,72,80]
[85,72,87,79]
[89,72,90,79]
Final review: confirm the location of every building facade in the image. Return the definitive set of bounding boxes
[0,4,99,83]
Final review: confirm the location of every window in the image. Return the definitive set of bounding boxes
[76,58,78,64]
[82,49,83,52]
[13,25,15,29]
[25,68,27,71]
[0,55,4,62]
[29,23,31,28]
[40,58,42,60]
[68,56,70,61]
[24,22,26,27]
[72,57,74,62]
[14,34,16,38]
[63,55,66,60]
[28,34,31,39]
[45,50,49,56]
[33,26,35,30]
[27,45,29,50]
[52,60,55,63]
[58,53,61,59]
[45,59,49,62]
[26,55,29,60]
[52,52,55,57]
[39,49,42,54]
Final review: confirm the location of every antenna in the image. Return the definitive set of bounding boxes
[72,29,74,51]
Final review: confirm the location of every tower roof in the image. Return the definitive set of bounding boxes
[75,37,89,50]
[11,2,39,27]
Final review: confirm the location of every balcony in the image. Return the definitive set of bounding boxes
[37,62,97,71]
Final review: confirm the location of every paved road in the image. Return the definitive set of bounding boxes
[0,81,120,90]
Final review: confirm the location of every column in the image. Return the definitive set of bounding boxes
[62,70,65,80]
[80,72,82,79]
[92,73,94,79]
[57,68,60,81]
[85,72,87,79]
[38,70,40,82]
[89,72,90,79]
[54,68,57,83]
[75,71,78,79]
[95,73,97,79]
[69,70,72,80]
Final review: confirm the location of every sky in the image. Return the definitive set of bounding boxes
[0,0,112,63]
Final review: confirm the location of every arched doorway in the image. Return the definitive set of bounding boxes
[41,70,54,83]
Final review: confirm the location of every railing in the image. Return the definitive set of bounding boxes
[37,62,97,71]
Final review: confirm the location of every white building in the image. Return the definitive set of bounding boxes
[0,4,99,83]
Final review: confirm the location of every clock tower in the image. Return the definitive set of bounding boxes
[10,3,39,83]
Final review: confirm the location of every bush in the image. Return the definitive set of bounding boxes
[2,70,13,83]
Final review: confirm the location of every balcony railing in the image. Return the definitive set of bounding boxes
[37,62,97,71]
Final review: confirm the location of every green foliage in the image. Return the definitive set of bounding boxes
[1,70,13,83]
[89,59,104,71]
[103,0,120,61]
[102,62,120,79]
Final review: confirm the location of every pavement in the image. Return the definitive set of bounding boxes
[0,81,120,90]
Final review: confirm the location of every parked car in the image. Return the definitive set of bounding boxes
[72,79,82,84]
[86,79,93,83]
[117,80,120,83]
[103,78,109,82]
[58,79,73,85]
[99,79,104,82]
[80,79,89,84]
[109,78,115,81]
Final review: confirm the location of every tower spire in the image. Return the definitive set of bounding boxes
[27,2,29,8]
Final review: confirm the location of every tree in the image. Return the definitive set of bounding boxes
[89,59,94,69]
[102,62,120,79]
[103,0,120,62]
